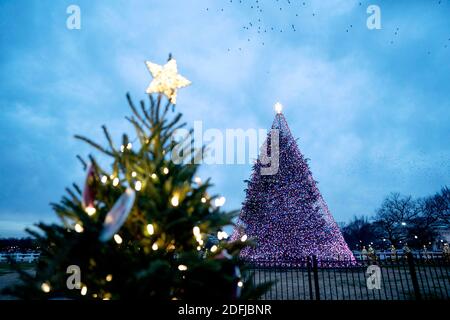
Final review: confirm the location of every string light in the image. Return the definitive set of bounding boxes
[126,143,132,150]
[240,234,248,242]
[101,175,108,184]
[85,206,96,216]
[163,167,169,175]
[120,145,125,152]
[151,173,157,180]
[197,246,201,251]
[74,223,84,233]
[131,171,137,178]
[194,176,202,184]
[201,197,207,203]
[210,245,218,253]
[135,181,142,191]
[171,194,179,207]
[112,177,120,187]
[113,234,123,244]
[106,274,113,282]
[237,281,243,288]
[178,264,188,271]
[193,226,200,237]
[274,102,283,114]
[41,282,51,293]
[214,196,226,207]
[147,224,154,235]
[217,231,228,240]
[81,285,87,296]
[152,243,158,251]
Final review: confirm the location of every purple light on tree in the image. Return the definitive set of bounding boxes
[232,105,355,265]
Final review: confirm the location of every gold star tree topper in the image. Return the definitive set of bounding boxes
[145,58,191,104]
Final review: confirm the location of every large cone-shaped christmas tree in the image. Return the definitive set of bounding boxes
[232,105,354,265]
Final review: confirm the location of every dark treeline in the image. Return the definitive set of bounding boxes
[342,186,450,250]
[0,238,38,252]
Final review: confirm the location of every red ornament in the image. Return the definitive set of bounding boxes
[82,164,96,211]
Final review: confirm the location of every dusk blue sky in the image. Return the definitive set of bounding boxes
[1,0,449,237]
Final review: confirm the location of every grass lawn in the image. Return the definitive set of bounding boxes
[0,263,35,276]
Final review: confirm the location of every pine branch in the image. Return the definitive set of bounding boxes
[76,155,87,170]
[102,125,118,154]
[127,93,151,129]
[74,135,114,156]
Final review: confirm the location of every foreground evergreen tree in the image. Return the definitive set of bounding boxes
[5,58,268,299]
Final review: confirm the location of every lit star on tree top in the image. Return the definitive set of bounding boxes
[145,58,191,104]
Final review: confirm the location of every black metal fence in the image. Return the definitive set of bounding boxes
[245,253,450,300]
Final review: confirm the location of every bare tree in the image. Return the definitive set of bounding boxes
[374,193,420,245]
[341,216,378,249]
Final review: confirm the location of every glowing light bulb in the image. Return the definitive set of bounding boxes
[193,226,200,237]
[163,167,169,175]
[237,281,243,288]
[81,286,87,296]
[152,243,158,251]
[217,231,228,240]
[198,239,204,246]
[201,197,207,203]
[135,180,142,191]
[171,194,179,207]
[240,234,248,242]
[120,145,125,152]
[41,282,51,293]
[74,223,84,233]
[178,264,187,271]
[85,206,96,216]
[151,173,157,179]
[114,234,123,244]
[131,171,137,178]
[147,224,154,235]
[126,143,132,150]
[106,274,113,282]
[112,177,119,187]
[197,246,201,251]
[101,175,108,184]
[210,245,218,253]
[274,102,283,113]
[194,176,202,184]
[214,196,226,207]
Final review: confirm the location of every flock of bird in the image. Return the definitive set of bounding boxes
[204,0,450,53]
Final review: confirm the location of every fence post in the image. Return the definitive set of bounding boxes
[312,255,320,300]
[307,256,314,300]
[406,252,422,301]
